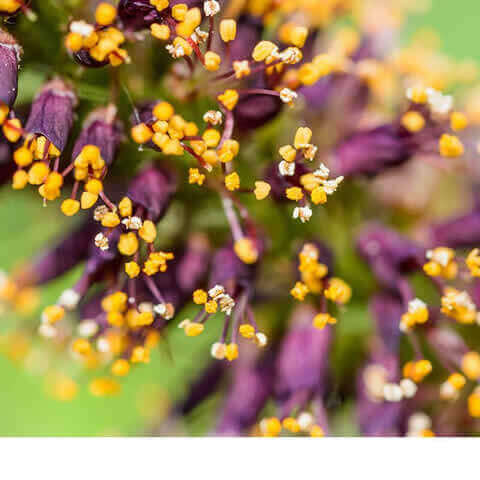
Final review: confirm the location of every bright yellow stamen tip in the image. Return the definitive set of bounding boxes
[89,377,121,396]
[439,134,464,158]
[234,237,259,264]
[118,232,139,256]
[61,199,80,217]
[225,171,240,191]
[225,343,239,361]
[125,261,140,279]
[193,289,208,305]
[131,123,153,144]
[95,3,117,26]
[254,181,271,200]
[185,322,204,337]
[239,324,255,339]
[139,220,157,243]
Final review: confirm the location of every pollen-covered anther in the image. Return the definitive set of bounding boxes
[41,305,65,325]
[290,281,309,301]
[210,342,226,360]
[255,332,267,348]
[203,110,222,126]
[279,88,298,105]
[239,324,255,339]
[259,417,281,437]
[217,89,239,111]
[254,181,271,200]
[122,216,143,230]
[94,232,109,251]
[292,206,312,223]
[203,0,220,17]
[95,3,117,26]
[225,343,238,361]
[312,313,336,330]
[279,160,295,177]
[234,237,259,264]
[219,19,236,43]
[233,60,251,79]
[439,133,464,158]
[383,383,403,402]
[58,289,80,310]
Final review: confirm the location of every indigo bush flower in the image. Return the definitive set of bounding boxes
[0,0,479,437]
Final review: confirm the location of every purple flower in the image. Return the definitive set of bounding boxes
[356,224,424,293]
[428,208,480,249]
[216,349,274,435]
[72,107,123,167]
[332,124,411,177]
[369,292,403,354]
[25,78,77,152]
[0,30,21,109]
[126,165,176,221]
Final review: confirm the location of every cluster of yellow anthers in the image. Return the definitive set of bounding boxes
[290,244,351,328]
[278,128,344,223]
[405,86,466,158]
[65,3,129,67]
[258,413,324,438]
[423,247,458,279]
[131,100,239,169]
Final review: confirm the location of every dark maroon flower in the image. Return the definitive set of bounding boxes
[0,30,21,109]
[275,305,332,404]
[216,349,274,435]
[25,78,77,152]
[428,208,480,249]
[126,165,176,221]
[332,124,411,177]
[72,106,123,167]
[356,224,424,293]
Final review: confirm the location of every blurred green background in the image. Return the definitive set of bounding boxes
[1,1,480,436]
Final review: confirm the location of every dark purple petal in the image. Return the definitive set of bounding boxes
[263,161,310,202]
[229,14,262,62]
[0,30,21,108]
[0,134,14,186]
[428,208,480,249]
[275,305,332,400]
[126,165,176,221]
[369,293,403,354]
[72,107,123,166]
[333,124,410,177]
[25,78,77,151]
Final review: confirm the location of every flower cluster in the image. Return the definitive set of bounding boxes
[0,0,479,437]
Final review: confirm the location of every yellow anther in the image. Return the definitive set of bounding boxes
[203,149,218,166]
[324,278,352,304]
[234,237,259,264]
[282,417,300,433]
[107,311,124,327]
[151,23,171,40]
[102,291,128,313]
[313,313,336,330]
[153,101,174,121]
[80,191,98,209]
[217,89,239,111]
[447,372,466,390]
[189,168,205,186]
[311,186,327,205]
[133,311,155,327]
[150,0,169,12]
[65,32,84,52]
[204,51,221,71]
[466,248,480,277]
[95,2,117,26]
[310,425,325,437]
[173,36,193,56]
[468,388,480,417]
[401,111,425,132]
[461,352,480,380]
[130,346,150,363]
[423,261,442,277]
[28,162,49,185]
[118,232,139,256]
[225,343,239,362]
[42,305,65,324]
[13,147,33,167]
[193,289,208,305]
[254,181,271,200]
[85,178,103,194]
[101,211,121,227]
[278,23,308,48]
[118,197,133,217]
[125,261,140,279]
[3,118,22,143]
[162,138,184,155]
[61,199,80,217]
[205,300,218,314]
[0,103,9,125]
[252,41,277,62]
[261,417,281,437]
[171,3,188,21]
[408,86,428,104]
[220,19,237,42]
[285,186,303,201]
[439,134,464,158]
[72,338,91,355]
[294,127,312,149]
[139,220,157,243]
[185,322,204,337]
[290,281,309,301]
[12,170,28,190]
[111,359,130,377]
[279,144,297,162]
[450,112,468,131]
[239,324,255,339]
[202,128,221,148]
[131,123,153,144]
[184,122,199,136]
[89,377,121,396]
[225,171,240,191]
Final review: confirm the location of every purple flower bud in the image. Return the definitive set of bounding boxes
[275,305,332,401]
[25,78,77,152]
[356,224,424,292]
[332,124,411,177]
[0,30,21,109]
[15,220,97,288]
[126,165,176,221]
[216,349,274,435]
[369,293,403,354]
[428,208,480,249]
[72,107,123,167]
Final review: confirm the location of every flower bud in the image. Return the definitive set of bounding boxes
[0,30,21,109]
